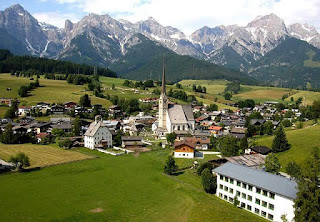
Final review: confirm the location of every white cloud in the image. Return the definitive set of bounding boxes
[50,0,320,34]
[33,11,80,28]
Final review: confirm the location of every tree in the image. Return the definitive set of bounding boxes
[166,132,176,145]
[201,168,217,194]
[234,195,240,207]
[202,86,207,93]
[294,147,320,222]
[192,84,196,91]
[239,136,248,153]
[224,92,232,100]
[219,136,239,157]
[8,152,30,171]
[207,104,218,112]
[264,121,274,135]
[79,94,91,107]
[1,123,16,144]
[286,161,301,178]
[272,125,291,152]
[18,85,28,97]
[58,138,73,149]
[51,128,65,138]
[112,84,115,90]
[4,107,16,119]
[265,153,281,174]
[164,156,178,175]
[72,116,81,136]
[197,162,214,176]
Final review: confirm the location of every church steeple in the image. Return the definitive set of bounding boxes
[161,60,166,96]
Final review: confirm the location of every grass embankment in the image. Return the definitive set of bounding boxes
[0,143,93,168]
[0,148,265,222]
[254,124,320,170]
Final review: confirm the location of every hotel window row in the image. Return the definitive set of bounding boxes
[220,175,275,199]
[218,190,274,221]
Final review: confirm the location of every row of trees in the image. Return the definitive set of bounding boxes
[18,78,40,97]
[192,84,207,93]
[167,89,197,102]
[123,79,154,89]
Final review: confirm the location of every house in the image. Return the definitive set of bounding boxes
[35,133,50,143]
[174,140,195,158]
[84,116,112,149]
[0,98,12,106]
[250,146,272,155]
[121,136,145,148]
[108,105,121,115]
[209,125,224,137]
[103,120,121,130]
[194,129,211,140]
[185,137,210,150]
[34,122,51,134]
[230,127,247,139]
[50,105,65,115]
[209,154,265,169]
[64,101,77,109]
[51,122,72,133]
[139,98,158,103]
[214,162,297,222]
[18,106,32,116]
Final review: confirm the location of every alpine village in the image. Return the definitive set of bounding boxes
[1,3,320,222]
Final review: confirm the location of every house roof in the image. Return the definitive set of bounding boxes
[209,125,223,131]
[185,137,210,145]
[174,140,196,149]
[168,104,194,124]
[121,136,143,141]
[251,146,272,155]
[224,154,265,169]
[230,127,247,134]
[84,121,108,137]
[213,162,298,199]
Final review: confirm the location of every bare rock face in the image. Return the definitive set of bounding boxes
[288,23,320,48]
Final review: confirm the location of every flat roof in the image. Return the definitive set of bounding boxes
[213,162,298,199]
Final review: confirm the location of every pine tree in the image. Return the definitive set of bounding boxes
[239,136,248,153]
[79,94,91,107]
[201,168,217,194]
[286,161,301,178]
[294,148,320,222]
[1,123,16,144]
[272,125,291,152]
[72,116,81,136]
[164,156,178,175]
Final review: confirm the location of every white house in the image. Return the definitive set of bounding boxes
[18,106,32,116]
[84,116,112,149]
[213,162,297,222]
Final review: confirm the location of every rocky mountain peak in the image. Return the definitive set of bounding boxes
[64,20,73,32]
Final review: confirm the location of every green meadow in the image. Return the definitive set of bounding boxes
[253,124,320,170]
[0,148,265,222]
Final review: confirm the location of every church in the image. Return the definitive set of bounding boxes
[153,63,195,138]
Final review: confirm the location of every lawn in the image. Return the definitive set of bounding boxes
[253,124,320,171]
[0,74,112,108]
[285,90,320,105]
[0,148,265,222]
[0,106,9,118]
[0,143,94,168]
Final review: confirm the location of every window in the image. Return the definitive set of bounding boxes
[225,177,229,182]
[230,179,234,184]
[220,175,224,180]
[255,198,260,205]
[269,192,275,199]
[220,184,223,190]
[242,193,246,199]
[219,193,223,198]
[269,203,274,210]
[241,202,245,208]
[248,185,253,191]
[229,197,234,203]
[247,195,252,201]
[237,181,241,187]
[268,214,274,220]
[229,188,234,194]
[224,195,228,200]
[236,191,240,196]
[261,211,266,217]
[247,205,252,211]
[242,183,247,189]
[262,201,267,207]
[255,208,260,214]
[256,188,261,194]
[263,190,268,196]
[224,186,228,192]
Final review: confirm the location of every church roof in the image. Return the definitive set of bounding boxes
[168,104,194,124]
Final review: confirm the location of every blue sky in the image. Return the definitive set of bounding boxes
[1,0,319,34]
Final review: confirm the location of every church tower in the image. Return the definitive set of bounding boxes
[158,61,168,129]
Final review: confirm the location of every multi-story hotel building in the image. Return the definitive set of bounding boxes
[213,162,298,222]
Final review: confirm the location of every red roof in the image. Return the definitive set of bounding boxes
[36,133,49,139]
[209,125,223,131]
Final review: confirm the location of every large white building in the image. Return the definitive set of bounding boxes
[153,63,195,138]
[213,162,297,222]
[84,116,112,149]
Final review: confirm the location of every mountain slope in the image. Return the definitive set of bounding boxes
[0,28,30,55]
[249,37,320,88]
[110,34,256,84]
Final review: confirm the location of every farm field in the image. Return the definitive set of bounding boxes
[0,148,265,222]
[0,143,94,168]
[253,124,320,170]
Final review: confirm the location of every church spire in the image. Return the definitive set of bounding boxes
[161,60,166,96]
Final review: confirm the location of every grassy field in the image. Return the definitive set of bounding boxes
[0,143,94,168]
[0,148,264,222]
[253,124,320,171]
[0,74,112,108]
[0,106,9,118]
[304,50,320,68]
[284,90,320,105]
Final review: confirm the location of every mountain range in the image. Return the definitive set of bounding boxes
[1,4,320,87]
